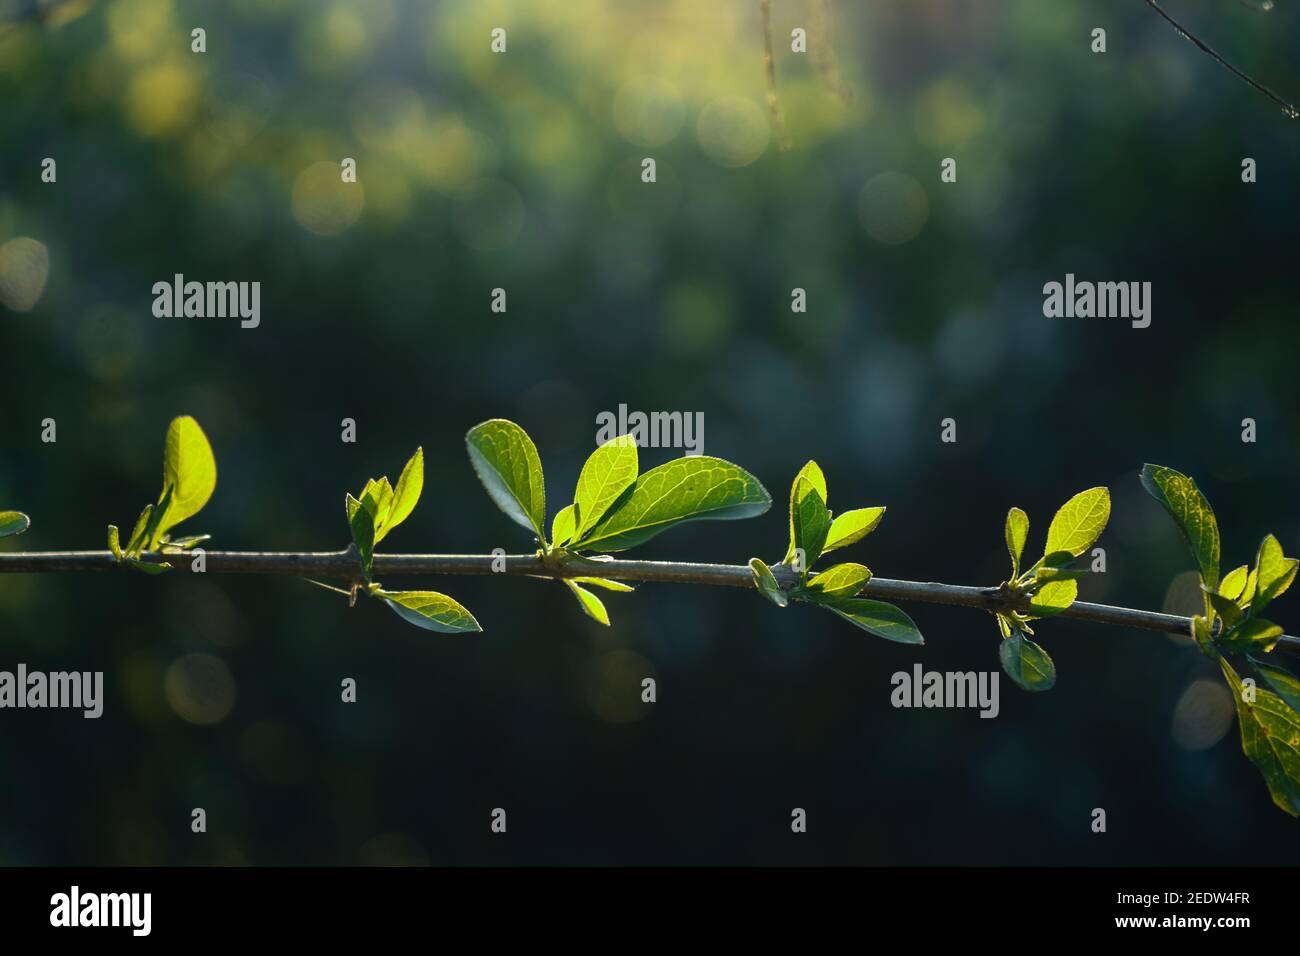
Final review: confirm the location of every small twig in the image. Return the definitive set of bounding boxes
[1145,0,1298,118]
[1,549,1296,655]
[759,0,790,150]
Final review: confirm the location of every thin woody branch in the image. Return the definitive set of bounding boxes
[2,548,1296,654]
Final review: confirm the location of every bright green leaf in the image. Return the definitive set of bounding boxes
[563,579,610,625]
[1140,464,1220,590]
[380,447,424,541]
[1028,578,1077,617]
[156,415,217,541]
[1223,617,1284,653]
[551,504,577,547]
[378,590,481,633]
[0,511,29,537]
[999,631,1057,692]
[783,466,830,570]
[1252,534,1297,616]
[124,504,153,556]
[1219,565,1250,603]
[107,525,122,560]
[749,557,787,607]
[1045,487,1110,559]
[1221,658,1300,817]
[572,457,770,552]
[126,556,170,575]
[823,507,886,555]
[824,599,923,645]
[803,562,872,603]
[466,419,547,541]
[572,576,635,593]
[573,435,638,541]
[1005,507,1028,575]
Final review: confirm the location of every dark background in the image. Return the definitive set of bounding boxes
[1,0,1298,864]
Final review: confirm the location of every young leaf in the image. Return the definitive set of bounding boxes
[126,556,171,575]
[466,419,547,541]
[377,590,481,633]
[124,504,154,557]
[1205,591,1243,628]
[822,507,886,555]
[1005,507,1028,576]
[1140,464,1220,589]
[107,525,123,560]
[1032,566,1089,583]
[783,466,830,569]
[1221,658,1300,817]
[1044,487,1110,559]
[1250,657,1300,714]
[1027,578,1077,617]
[347,494,375,578]
[749,557,787,607]
[362,478,395,535]
[572,576,635,592]
[824,599,923,645]
[999,631,1057,692]
[551,504,577,547]
[0,511,29,537]
[1222,617,1284,653]
[1252,534,1297,616]
[156,415,217,541]
[802,562,872,603]
[142,483,174,551]
[572,457,770,552]
[1219,565,1250,603]
[573,435,638,541]
[380,447,424,541]
[563,579,610,625]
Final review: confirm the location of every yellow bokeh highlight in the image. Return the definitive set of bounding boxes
[125,60,202,138]
[0,237,50,312]
[292,161,366,235]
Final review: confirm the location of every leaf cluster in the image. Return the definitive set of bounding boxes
[1141,463,1300,816]
[748,461,922,645]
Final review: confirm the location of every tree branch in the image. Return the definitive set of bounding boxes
[2,549,1296,654]
[1145,0,1298,118]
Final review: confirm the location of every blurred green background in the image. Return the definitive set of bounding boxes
[1,0,1299,864]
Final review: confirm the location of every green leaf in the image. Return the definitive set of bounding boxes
[1191,614,1213,655]
[126,556,171,575]
[466,419,547,541]
[572,456,770,552]
[156,415,217,542]
[377,590,481,633]
[1005,507,1028,576]
[749,557,788,607]
[379,447,423,542]
[1219,565,1250,603]
[1032,566,1090,583]
[1221,658,1300,817]
[1205,590,1243,628]
[1252,534,1297,616]
[347,494,375,578]
[107,525,123,560]
[1044,487,1110,559]
[1222,617,1284,653]
[124,504,153,556]
[1140,464,1220,590]
[572,576,635,592]
[563,579,610,625]
[573,435,638,541]
[1027,578,1077,617]
[783,464,830,570]
[822,507,886,555]
[0,511,29,537]
[1250,657,1300,714]
[142,483,173,552]
[802,562,872,603]
[824,599,923,645]
[999,631,1057,692]
[363,478,394,531]
[551,504,577,547]
[162,534,210,551]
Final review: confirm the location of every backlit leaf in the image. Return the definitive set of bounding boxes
[1000,631,1057,692]
[824,598,923,645]
[573,435,638,541]
[1140,464,1220,589]
[1044,487,1110,559]
[466,419,547,541]
[378,590,481,633]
